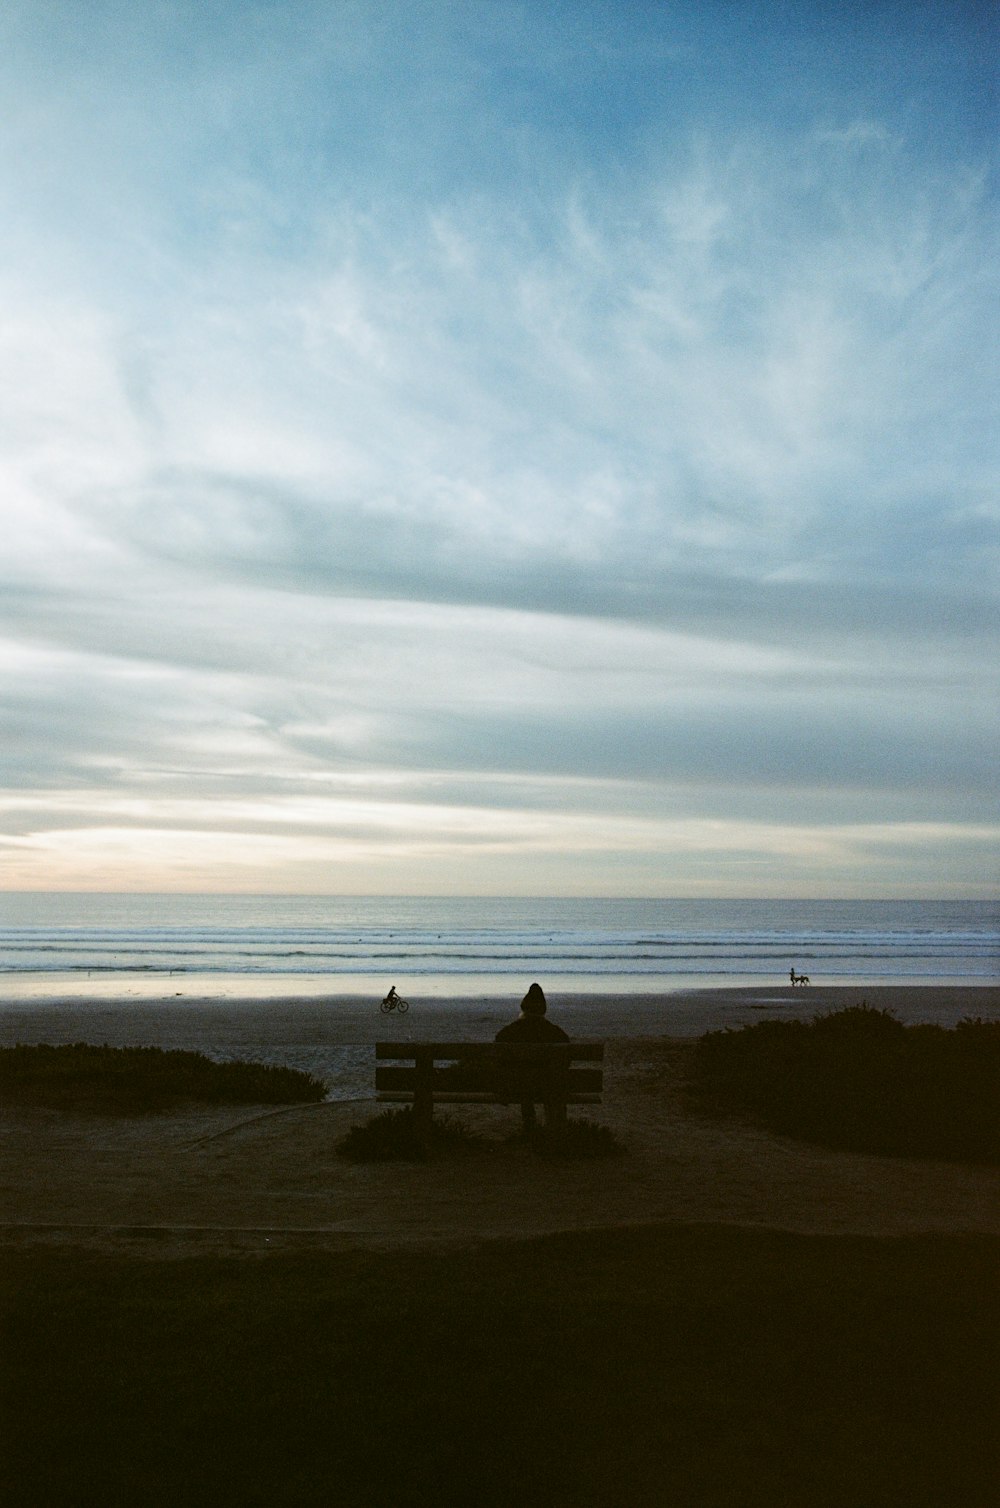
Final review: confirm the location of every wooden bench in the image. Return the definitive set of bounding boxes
[375,1041,604,1133]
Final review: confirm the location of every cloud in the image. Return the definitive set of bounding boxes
[0,1,996,895]
[816,120,894,150]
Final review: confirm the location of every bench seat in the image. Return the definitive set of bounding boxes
[376,1041,604,1126]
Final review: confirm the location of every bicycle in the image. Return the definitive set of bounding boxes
[379,990,410,1014]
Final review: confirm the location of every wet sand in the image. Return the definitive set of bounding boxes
[1,980,995,1050]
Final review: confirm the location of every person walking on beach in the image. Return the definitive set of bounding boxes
[495,983,569,1132]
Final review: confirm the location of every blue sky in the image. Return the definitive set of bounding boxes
[0,1,996,896]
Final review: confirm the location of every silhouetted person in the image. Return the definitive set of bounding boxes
[495,983,569,1131]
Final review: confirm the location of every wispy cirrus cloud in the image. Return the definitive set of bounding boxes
[0,1,996,894]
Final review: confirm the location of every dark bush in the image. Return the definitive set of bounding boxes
[0,1042,327,1114]
[810,1003,905,1037]
[689,1006,1000,1163]
[529,1118,626,1160]
[335,1107,481,1161]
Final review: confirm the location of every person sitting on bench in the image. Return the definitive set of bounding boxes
[494,983,569,1131]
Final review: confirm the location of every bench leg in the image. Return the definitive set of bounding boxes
[413,1051,434,1148]
[519,1097,566,1131]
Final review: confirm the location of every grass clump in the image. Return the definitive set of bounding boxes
[335,1107,481,1161]
[689,1005,1000,1163]
[529,1118,626,1159]
[0,1042,327,1115]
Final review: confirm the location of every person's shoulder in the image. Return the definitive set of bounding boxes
[495,1016,569,1042]
[495,1019,530,1041]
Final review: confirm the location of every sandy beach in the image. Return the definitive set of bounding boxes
[2,984,997,1257]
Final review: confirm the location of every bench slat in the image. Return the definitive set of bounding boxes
[374,1039,604,1119]
[375,1040,603,1060]
[376,1066,603,1094]
[377,1091,603,1105]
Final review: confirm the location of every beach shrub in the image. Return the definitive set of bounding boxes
[0,1042,327,1114]
[335,1107,481,1161]
[529,1118,626,1159]
[689,1006,1000,1163]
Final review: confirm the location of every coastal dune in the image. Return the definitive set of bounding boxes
[4,984,998,1507]
[2,985,997,1257]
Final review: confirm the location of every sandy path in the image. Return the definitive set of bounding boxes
[3,1037,997,1259]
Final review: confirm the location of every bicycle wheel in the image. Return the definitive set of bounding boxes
[396,998,409,1013]
[379,999,394,1013]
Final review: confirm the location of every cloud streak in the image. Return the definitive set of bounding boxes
[0,1,996,895]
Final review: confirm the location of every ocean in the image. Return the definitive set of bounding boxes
[0,894,996,1001]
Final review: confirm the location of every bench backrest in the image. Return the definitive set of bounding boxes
[375,1041,604,1104]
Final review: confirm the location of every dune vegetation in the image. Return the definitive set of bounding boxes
[0,1042,327,1114]
[335,1106,483,1160]
[689,1005,1000,1163]
[335,1106,625,1161]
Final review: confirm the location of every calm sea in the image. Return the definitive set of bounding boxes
[0,894,996,1000]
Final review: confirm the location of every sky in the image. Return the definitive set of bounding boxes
[0,0,997,898]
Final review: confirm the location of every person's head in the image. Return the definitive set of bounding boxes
[520,982,547,1016]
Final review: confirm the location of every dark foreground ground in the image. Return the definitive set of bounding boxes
[2,1224,997,1508]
